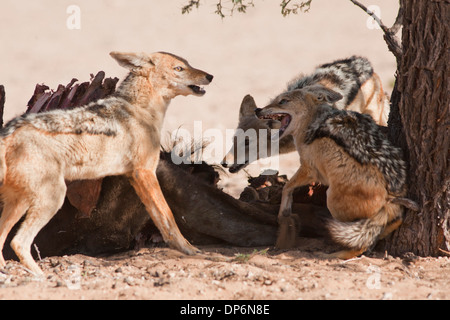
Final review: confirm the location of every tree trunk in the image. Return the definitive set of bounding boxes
[0,85,5,128]
[386,0,449,256]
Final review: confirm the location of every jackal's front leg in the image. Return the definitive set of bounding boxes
[130,169,199,255]
[276,165,312,249]
[279,166,312,219]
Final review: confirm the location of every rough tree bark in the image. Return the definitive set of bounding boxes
[385,0,449,256]
[0,85,5,128]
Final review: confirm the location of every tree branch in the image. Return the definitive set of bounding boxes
[281,0,312,16]
[350,0,403,63]
[181,0,201,14]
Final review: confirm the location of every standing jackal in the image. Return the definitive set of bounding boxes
[0,51,213,275]
[256,85,417,259]
[223,56,390,173]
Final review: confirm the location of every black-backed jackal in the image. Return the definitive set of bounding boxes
[256,85,417,259]
[0,51,213,274]
[223,56,390,173]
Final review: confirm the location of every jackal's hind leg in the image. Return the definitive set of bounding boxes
[10,182,66,275]
[0,195,30,268]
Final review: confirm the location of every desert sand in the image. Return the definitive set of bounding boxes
[1,0,448,301]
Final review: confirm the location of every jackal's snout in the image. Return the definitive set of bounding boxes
[255,108,263,118]
[187,72,213,96]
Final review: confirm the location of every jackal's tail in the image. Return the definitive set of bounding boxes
[326,202,405,253]
[327,217,386,253]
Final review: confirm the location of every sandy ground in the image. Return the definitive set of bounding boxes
[1,245,449,300]
[1,1,449,301]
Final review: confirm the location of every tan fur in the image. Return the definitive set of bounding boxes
[222,95,296,172]
[345,73,389,126]
[222,73,390,172]
[257,86,404,259]
[0,51,213,275]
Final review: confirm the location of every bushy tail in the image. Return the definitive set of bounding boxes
[326,201,408,252]
[327,218,385,252]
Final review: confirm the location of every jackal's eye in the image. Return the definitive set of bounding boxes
[174,66,184,72]
[279,99,289,105]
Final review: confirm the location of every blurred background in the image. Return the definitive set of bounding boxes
[0,0,399,196]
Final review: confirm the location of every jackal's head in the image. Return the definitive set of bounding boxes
[110,51,213,99]
[222,95,282,173]
[256,85,343,139]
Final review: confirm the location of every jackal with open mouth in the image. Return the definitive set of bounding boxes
[223,56,390,173]
[0,51,213,275]
[256,85,417,259]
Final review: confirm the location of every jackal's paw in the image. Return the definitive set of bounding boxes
[168,236,201,256]
[317,249,366,260]
[180,242,201,256]
[275,216,298,249]
[23,261,45,277]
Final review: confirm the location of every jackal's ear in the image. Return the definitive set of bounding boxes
[306,85,343,104]
[239,95,257,117]
[110,52,155,70]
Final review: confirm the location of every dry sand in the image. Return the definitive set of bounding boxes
[1,0,448,300]
[1,246,449,300]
